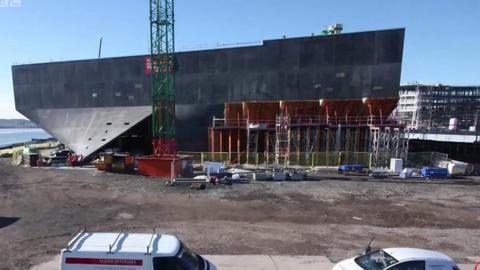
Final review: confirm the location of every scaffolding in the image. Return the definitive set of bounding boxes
[209,98,406,167]
[370,127,407,166]
[275,112,290,167]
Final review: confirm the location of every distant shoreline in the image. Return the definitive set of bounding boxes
[0,127,40,129]
[0,137,56,150]
[0,119,38,129]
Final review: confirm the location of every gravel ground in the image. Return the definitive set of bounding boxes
[1,159,479,269]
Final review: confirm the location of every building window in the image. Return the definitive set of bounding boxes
[335,72,346,78]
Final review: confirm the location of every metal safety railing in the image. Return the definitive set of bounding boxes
[179,151,447,168]
[179,151,373,167]
[212,115,402,129]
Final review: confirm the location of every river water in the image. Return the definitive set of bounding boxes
[0,128,52,147]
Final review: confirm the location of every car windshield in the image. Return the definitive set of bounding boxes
[354,250,399,270]
[152,242,202,270]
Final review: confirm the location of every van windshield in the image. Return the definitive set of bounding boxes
[354,250,398,270]
[152,242,202,270]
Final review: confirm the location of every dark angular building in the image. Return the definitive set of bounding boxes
[12,28,405,158]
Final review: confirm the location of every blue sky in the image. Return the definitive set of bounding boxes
[0,0,479,119]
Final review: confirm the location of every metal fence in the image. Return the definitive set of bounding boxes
[178,151,448,168]
[179,151,372,167]
[405,152,448,168]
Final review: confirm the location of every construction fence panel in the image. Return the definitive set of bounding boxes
[178,152,371,166]
[374,153,391,168]
[405,151,449,168]
[181,151,373,167]
[341,152,371,167]
[179,151,448,168]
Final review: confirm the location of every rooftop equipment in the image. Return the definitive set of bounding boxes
[322,23,343,35]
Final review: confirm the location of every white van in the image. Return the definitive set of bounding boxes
[60,230,216,270]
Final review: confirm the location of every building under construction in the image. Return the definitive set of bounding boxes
[209,97,406,166]
[12,28,405,164]
[396,84,480,130]
[395,84,480,164]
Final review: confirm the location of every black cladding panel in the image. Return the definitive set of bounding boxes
[13,57,152,111]
[12,28,405,151]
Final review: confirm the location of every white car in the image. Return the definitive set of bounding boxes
[333,247,459,270]
[60,230,216,270]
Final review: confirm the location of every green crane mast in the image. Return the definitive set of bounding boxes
[149,0,176,156]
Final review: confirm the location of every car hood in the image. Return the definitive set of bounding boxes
[332,258,364,270]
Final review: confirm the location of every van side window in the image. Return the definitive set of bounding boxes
[388,260,425,270]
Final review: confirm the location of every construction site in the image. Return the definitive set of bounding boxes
[208,97,405,167]
[2,0,480,270]
[10,21,412,174]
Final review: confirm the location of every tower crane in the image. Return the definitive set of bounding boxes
[149,0,176,157]
[137,0,184,177]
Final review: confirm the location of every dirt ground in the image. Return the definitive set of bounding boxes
[1,159,479,270]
